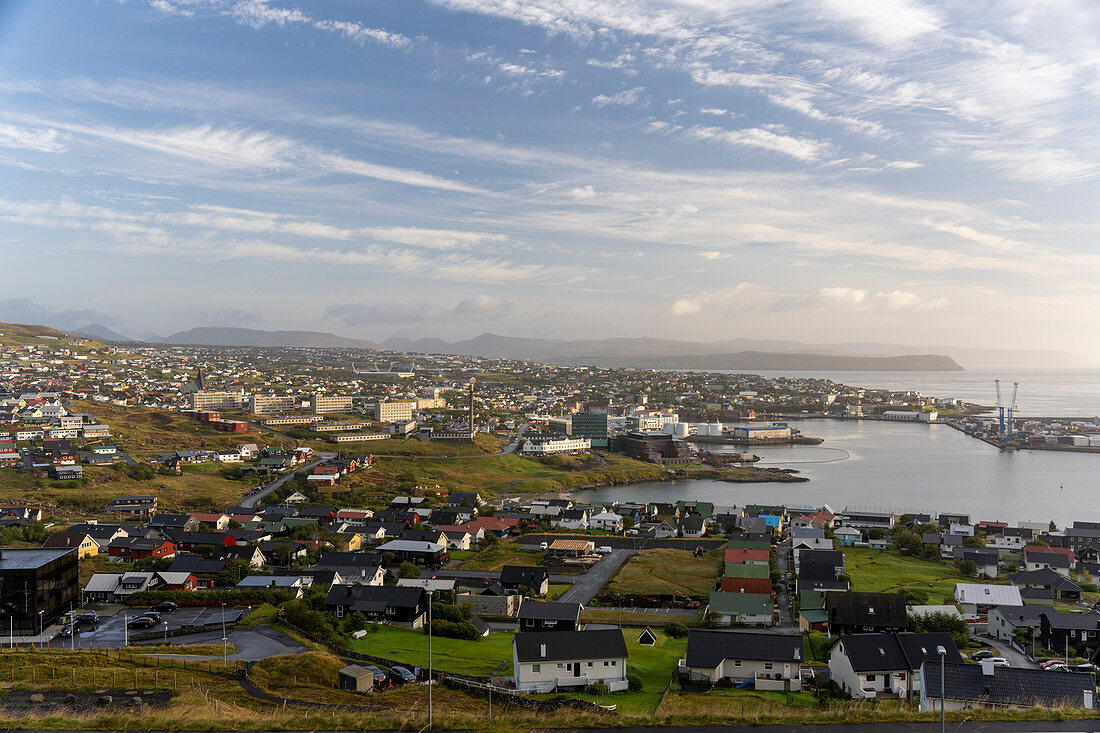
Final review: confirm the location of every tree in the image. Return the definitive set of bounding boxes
[1050,521,1059,532]
[892,528,922,554]
[955,558,977,578]
[868,528,886,540]
[963,535,986,548]
[622,516,635,530]
[399,561,421,579]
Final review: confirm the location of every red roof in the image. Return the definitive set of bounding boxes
[718,576,773,594]
[724,548,770,563]
[1025,545,1075,562]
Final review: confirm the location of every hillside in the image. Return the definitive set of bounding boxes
[73,323,133,342]
[160,327,381,349]
[557,350,965,372]
[0,322,103,351]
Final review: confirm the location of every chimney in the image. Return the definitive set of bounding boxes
[346,585,352,597]
[540,643,547,658]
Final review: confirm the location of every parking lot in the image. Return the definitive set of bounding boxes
[46,605,245,649]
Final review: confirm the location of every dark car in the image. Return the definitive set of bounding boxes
[74,612,99,625]
[364,666,391,690]
[388,666,416,684]
[127,617,155,629]
[138,611,161,623]
[971,650,994,661]
[151,601,178,613]
[56,624,73,638]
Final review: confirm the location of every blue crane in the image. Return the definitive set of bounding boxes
[994,379,1005,439]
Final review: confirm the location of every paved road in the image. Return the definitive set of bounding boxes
[137,625,306,661]
[428,569,580,585]
[775,538,796,630]
[558,548,635,604]
[238,452,335,509]
[981,633,1037,669]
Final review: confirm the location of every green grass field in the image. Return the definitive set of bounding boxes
[843,547,974,601]
[348,624,514,676]
[605,548,724,598]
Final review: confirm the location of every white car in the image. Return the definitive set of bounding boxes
[983,657,1009,668]
[538,542,548,550]
[596,546,613,554]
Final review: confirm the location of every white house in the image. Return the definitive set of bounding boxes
[954,583,1023,617]
[590,512,624,532]
[512,630,629,693]
[679,630,802,691]
[552,509,589,531]
[829,632,962,700]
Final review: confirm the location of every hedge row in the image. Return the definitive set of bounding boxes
[123,589,294,607]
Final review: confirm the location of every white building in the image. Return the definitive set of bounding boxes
[512,630,629,693]
[590,512,624,532]
[520,435,591,456]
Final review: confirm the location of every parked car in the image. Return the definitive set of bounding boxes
[388,666,417,684]
[1071,663,1096,672]
[596,546,613,554]
[971,650,995,661]
[364,666,391,690]
[538,542,548,550]
[137,611,161,624]
[152,601,178,613]
[1039,660,1065,669]
[984,657,1009,668]
[56,624,73,638]
[74,613,99,626]
[127,617,155,629]
[1041,662,1067,672]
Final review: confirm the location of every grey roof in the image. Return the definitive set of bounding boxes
[955,583,1023,606]
[0,548,75,569]
[791,526,826,539]
[826,592,907,628]
[1041,610,1100,630]
[990,605,1046,626]
[376,539,445,554]
[324,584,424,612]
[923,662,1096,707]
[513,629,627,663]
[684,630,802,668]
[1009,569,1082,593]
[518,601,581,622]
[499,565,549,586]
[840,632,963,672]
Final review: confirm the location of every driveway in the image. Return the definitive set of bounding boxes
[136,625,306,661]
[980,633,1036,669]
[774,538,796,630]
[558,548,635,605]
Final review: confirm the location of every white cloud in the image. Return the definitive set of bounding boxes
[818,0,941,47]
[683,125,832,162]
[670,284,948,317]
[0,122,66,153]
[324,294,514,324]
[592,86,645,108]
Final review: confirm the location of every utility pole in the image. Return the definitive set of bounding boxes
[937,645,946,733]
[427,590,434,731]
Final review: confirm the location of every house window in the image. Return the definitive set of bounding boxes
[604,661,609,667]
[764,663,773,670]
[532,664,540,673]
[611,661,616,667]
[386,606,396,615]
[867,674,876,682]
[336,606,345,618]
[733,660,742,667]
[557,663,564,669]
[587,662,593,667]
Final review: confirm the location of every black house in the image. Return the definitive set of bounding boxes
[518,601,581,632]
[1039,610,1100,659]
[324,585,427,628]
[826,591,907,634]
[499,565,550,596]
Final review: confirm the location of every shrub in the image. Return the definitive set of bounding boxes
[399,561,421,579]
[587,682,609,695]
[664,622,689,638]
[627,672,643,692]
[428,619,479,640]
[432,603,472,623]
[123,589,292,607]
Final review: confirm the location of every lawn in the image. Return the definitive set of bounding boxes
[579,608,702,626]
[843,547,973,602]
[459,542,546,572]
[536,630,688,715]
[546,583,570,601]
[348,624,514,676]
[604,547,724,598]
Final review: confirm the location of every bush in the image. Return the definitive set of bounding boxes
[123,589,292,607]
[428,619,479,640]
[627,672,644,692]
[586,682,609,695]
[664,622,689,638]
[433,603,472,623]
[399,561,421,579]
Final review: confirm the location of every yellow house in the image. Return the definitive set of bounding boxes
[332,533,362,552]
[43,531,98,559]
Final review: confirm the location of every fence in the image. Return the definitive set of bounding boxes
[0,646,245,690]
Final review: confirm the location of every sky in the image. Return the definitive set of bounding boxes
[1,0,1099,356]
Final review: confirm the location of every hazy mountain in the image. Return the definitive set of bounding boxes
[383,333,1081,370]
[554,351,963,372]
[73,323,133,342]
[160,327,380,349]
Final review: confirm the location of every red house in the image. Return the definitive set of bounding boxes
[107,537,176,562]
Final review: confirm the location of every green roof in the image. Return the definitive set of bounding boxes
[799,589,826,610]
[708,591,772,616]
[727,539,771,550]
[724,563,770,578]
[800,608,828,623]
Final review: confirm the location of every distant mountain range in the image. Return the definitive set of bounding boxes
[158,327,381,349]
[43,320,1087,371]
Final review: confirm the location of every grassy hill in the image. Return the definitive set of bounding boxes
[0,321,103,352]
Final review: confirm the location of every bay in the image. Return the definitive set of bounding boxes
[573,419,1100,527]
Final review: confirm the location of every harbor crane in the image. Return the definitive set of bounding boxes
[993,379,1020,443]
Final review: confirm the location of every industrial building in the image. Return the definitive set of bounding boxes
[311,393,355,414]
[248,394,298,414]
[0,548,79,635]
[328,433,391,443]
[571,412,609,448]
[615,431,693,465]
[731,425,792,440]
[261,415,324,427]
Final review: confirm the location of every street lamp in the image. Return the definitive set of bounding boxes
[936,645,946,733]
[427,589,434,731]
[37,610,43,640]
[220,602,227,667]
[124,615,128,647]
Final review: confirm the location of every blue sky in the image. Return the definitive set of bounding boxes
[1,0,1099,355]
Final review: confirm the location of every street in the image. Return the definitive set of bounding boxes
[558,548,635,604]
